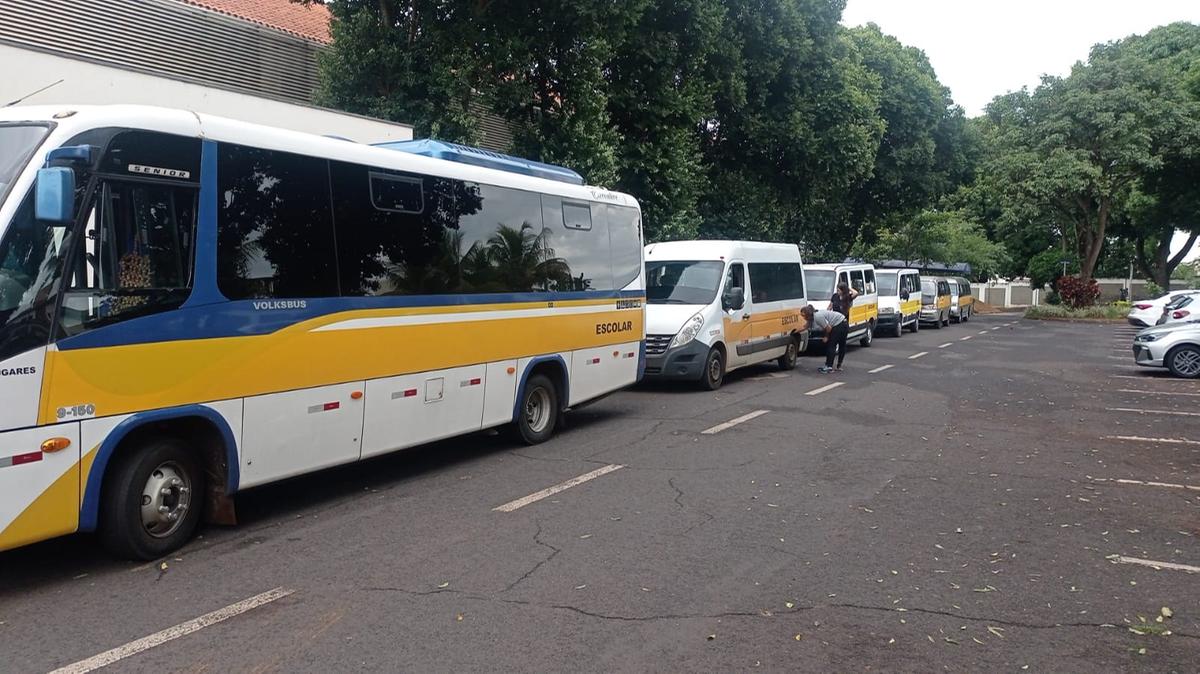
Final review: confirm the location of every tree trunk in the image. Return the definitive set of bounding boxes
[1078,200,1109,281]
[1135,230,1199,292]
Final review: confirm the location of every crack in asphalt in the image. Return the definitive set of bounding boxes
[499,520,560,594]
[668,477,685,509]
[356,586,1200,637]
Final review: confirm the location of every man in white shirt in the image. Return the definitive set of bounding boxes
[801,305,849,373]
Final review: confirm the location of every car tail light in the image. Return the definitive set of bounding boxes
[1134,303,1152,310]
[1173,310,1190,319]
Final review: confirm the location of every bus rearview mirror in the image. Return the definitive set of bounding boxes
[34,167,75,223]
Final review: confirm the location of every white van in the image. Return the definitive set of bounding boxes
[644,241,808,390]
[803,262,880,346]
[875,268,921,337]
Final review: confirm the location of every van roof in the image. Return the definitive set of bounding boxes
[644,240,802,261]
[803,262,874,271]
[874,268,918,275]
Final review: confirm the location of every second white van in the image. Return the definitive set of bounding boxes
[644,241,808,390]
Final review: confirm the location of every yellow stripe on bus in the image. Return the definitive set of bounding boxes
[0,463,79,550]
[39,302,643,425]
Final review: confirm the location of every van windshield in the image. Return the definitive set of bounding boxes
[806,270,835,300]
[646,260,725,305]
[921,279,936,301]
[876,273,897,295]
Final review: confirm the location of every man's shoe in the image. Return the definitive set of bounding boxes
[818,366,833,374]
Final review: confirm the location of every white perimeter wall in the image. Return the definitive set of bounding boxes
[1,46,413,144]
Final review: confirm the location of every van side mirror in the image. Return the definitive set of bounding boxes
[723,286,745,312]
[34,167,75,223]
[900,291,910,301]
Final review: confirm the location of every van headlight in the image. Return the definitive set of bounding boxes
[879,307,894,315]
[672,313,705,348]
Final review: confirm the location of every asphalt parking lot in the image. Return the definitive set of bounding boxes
[2,313,1198,672]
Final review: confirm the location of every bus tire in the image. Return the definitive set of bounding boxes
[514,373,559,445]
[778,337,799,371]
[99,438,204,561]
[700,346,725,391]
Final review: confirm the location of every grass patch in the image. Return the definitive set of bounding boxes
[1025,304,1129,321]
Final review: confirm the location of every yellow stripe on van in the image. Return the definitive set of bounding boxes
[900,299,921,315]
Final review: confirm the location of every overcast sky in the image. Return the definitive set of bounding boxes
[841,0,1200,263]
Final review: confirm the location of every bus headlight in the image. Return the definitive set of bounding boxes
[672,313,705,348]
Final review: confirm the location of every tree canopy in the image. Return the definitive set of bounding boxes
[311,2,1199,287]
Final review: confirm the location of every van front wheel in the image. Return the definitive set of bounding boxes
[701,347,725,391]
[859,323,874,347]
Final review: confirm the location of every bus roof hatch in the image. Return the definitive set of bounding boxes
[374,139,585,185]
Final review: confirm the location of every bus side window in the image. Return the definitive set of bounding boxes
[607,205,642,291]
[864,269,876,294]
[217,144,339,300]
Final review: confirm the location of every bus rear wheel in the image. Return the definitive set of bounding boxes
[99,438,204,560]
[515,373,559,444]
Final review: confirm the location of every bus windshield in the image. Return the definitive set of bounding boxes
[0,125,49,204]
[646,260,725,305]
[876,273,897,296]
[806,270,835,300]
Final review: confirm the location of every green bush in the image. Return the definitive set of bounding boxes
[1025,304,1128,320]
[1144,281,1163,298]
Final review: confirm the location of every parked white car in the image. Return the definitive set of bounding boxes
[1154,294,1196,327]
[1132,320,1200,378]
[1127,289,1200,327]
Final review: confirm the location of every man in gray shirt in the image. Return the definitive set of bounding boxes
[801,305,849,373]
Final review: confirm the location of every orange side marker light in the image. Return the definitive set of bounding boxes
[41,437,72,453]
[350,391,364,400]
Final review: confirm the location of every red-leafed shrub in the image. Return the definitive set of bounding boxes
[1055,275,1101,308]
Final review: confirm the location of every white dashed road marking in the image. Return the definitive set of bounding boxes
[938,343,953,349]
[701,410,770,434]
[805,382,845,396]
[493,464,625,512]
[50,588,294,674]
[868,364,894,374]
[908,352,928,360]
[1103,435,1200,446]
[1113,556,1200,574]
[1106,407,1200,417]
[1092,477,1200,492]
[960,335,972,341]
[978,330,989,335]
[1116,389,1200,398]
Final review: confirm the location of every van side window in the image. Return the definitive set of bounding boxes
[723,263,745,305]
[850,269,866,294]
[748,263,805,302]
[864,269,876,294]
[961,281,971,296]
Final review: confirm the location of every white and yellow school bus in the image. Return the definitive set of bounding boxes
[0,105,645,559]
[803,262,880,347]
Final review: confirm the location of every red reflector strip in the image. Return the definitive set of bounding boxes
[324,402,340,411]
[624,352,636,358]
[405,388,418,397]
[590,358,601,364]
[0,451,44,468]
[470,378,482,385]
[307,402,341,414]
[460,378,482,387]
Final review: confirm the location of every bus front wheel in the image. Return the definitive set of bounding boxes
[515,373,559,445]
[99,438,205,560]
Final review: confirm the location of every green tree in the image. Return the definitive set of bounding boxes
[975,29,1196,282]
[843,24,975,248]
[855,210,1008,281]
